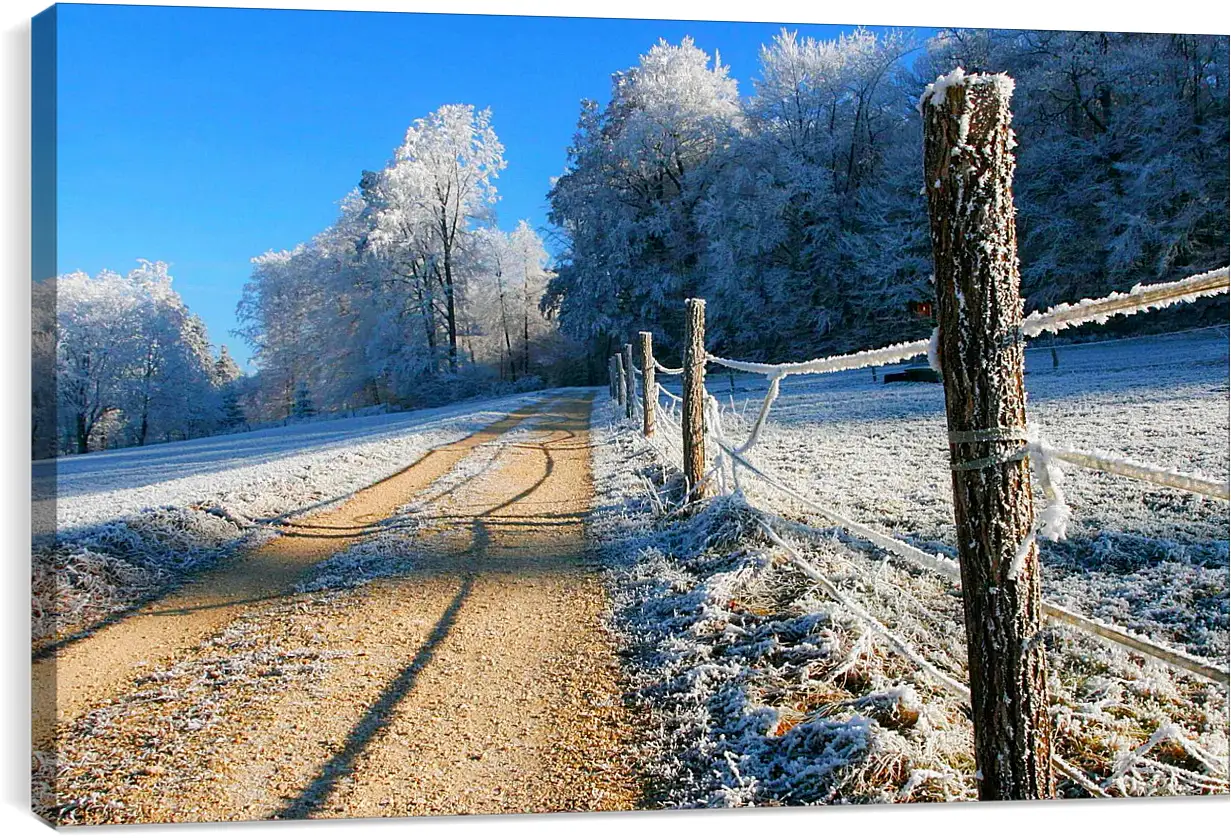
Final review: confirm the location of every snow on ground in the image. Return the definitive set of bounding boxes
[33,391,553,648]
[39,392,549,536]
[678,327,1229,656]
[592,327,1228,805]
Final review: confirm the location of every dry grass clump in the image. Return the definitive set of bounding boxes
[33,506,247,651]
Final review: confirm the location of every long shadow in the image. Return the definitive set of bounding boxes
[32,403,558,661]
[271,422,576,544]
[272,572,476,820]
[270,413,589,817]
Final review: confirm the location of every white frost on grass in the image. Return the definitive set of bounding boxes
[673,328,1229,658]
[598,328,1228,802]
[35,391,550,646]
[44,392,546,534]
[589,397,977,806]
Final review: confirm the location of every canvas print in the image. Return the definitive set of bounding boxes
[30,1,1230,825]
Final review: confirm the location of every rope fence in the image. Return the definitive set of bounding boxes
[611,268,1230,688]
[605,69,1227,800]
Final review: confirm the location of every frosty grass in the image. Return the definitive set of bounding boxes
[590,328,1228,804]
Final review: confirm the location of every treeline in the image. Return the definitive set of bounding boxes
[35,261,244,456]
[546,29,1230,369]
[236,104,575,424]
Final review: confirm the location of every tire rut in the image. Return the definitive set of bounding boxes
[41,394,643,824]
[34,400,548,751]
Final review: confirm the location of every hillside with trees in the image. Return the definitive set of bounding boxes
[547,29,1229,369]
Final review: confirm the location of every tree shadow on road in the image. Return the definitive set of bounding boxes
[272,572,476,820]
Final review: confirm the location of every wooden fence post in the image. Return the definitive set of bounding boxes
[639,331,656,437]
[623,343,636,421]
[682,299,709,500]
[923,70,1054,800]
[614,353,626,409]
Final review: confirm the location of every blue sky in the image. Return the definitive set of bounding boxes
[54,4,931,366]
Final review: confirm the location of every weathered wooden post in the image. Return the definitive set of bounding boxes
[681,299,709,500]
[614,353,626,410]
[607,357,615,399]
[623,343,636,421]
[923,70,1054,800]
[639,331,656,437]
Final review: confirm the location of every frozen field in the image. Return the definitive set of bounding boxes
[593,326,1229,805]
[37,392,549,537]
[667,327,1229,655]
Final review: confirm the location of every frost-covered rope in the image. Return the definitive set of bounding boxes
[1026,426,1073,541]
[760,516,1146,795]
[714,436,1229,686]
[707,337,930,379]
[711,436,961,580]
[699,267,1227,382]
[734,374,783,456]
[1030,440,1230,501]
[1023,267,1229,338]
[655,360,684,376]
[1041,602,1229,686]
[656,383,682,404]
[758,521,972,701]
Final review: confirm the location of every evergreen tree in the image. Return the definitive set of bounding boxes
[292,381,316,421]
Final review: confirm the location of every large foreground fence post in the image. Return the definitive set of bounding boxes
[639,331,656,437]
[923,70,1054,800]
[622,343,636,420]
[682,299,709,500]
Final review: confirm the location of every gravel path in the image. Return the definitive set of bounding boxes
[39,394,641,824]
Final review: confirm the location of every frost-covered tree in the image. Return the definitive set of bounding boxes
[238,104,573,412]
[476,221,557,379]
[213,346,246,432]
[699,28,926,357]
[547,38,744,367]
[291,381,316,421]
[380,105,506,372]
[548,29,1227,365]
[922,30,1229,310]
[53,261,226,454]
[127,261,217,445]
[32,277,58,459]
[54,269,140,453]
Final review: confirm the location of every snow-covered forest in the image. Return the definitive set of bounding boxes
[547,29,1229,370]
[38,28,1228,457]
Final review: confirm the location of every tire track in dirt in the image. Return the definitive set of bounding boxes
[42,393,643,824]
[34,400,548,750]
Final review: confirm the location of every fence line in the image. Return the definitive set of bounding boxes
[1023,267,1229,338]
[706,427,1228,686]
[612,264,1231,689]
[608,66,1226,799]
[702,266,1229,382]
[1032,441,1230,501]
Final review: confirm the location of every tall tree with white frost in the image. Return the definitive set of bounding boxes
[52,261,226,453]
[385,104,505,372]
[547,38,743,368]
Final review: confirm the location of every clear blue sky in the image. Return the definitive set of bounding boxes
[54,4,931,367]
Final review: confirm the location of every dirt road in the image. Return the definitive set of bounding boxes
[38,394,643,824]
